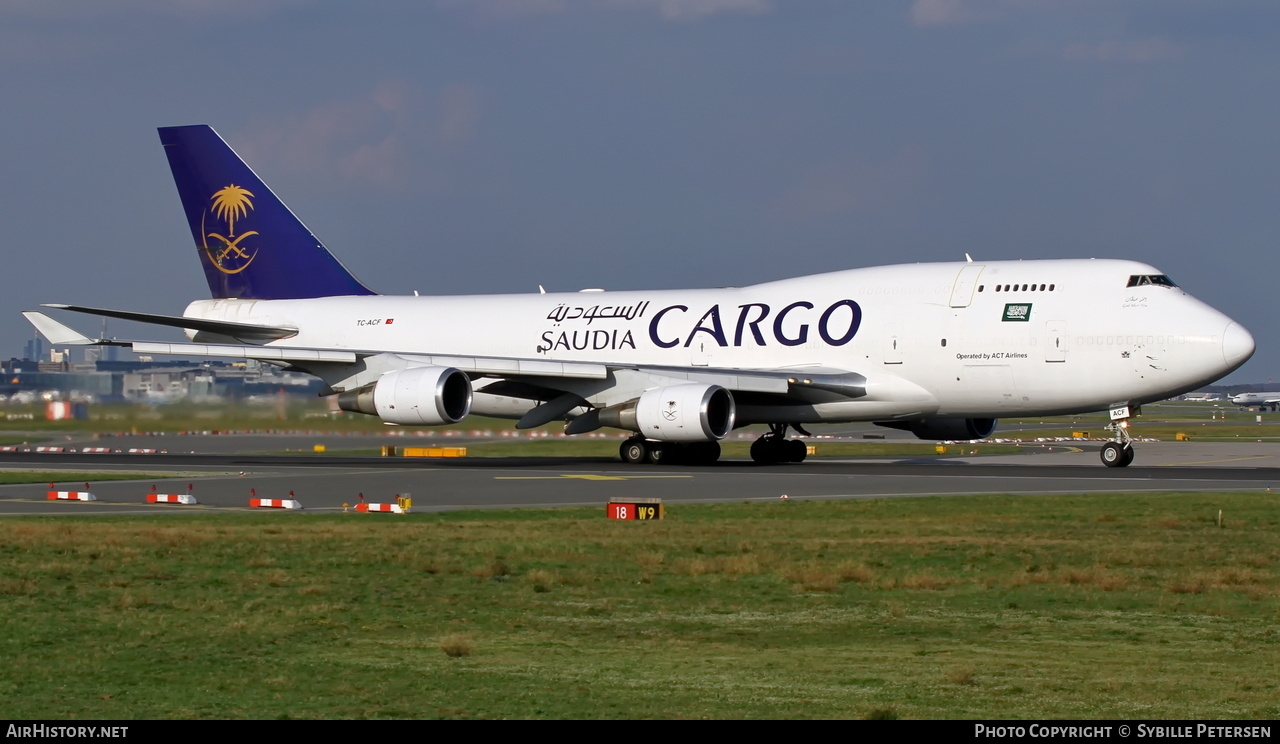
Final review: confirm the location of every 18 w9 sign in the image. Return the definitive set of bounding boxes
[607,501,663,520]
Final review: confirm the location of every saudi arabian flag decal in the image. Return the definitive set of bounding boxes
[1003,303,1032,322]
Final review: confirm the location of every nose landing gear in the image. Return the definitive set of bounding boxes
[1100,410,1136,468]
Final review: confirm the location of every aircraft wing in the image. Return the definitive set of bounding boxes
[24,311,862,400]
[41,304,298,342]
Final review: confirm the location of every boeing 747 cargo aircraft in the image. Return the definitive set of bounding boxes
[24,126,1255,467]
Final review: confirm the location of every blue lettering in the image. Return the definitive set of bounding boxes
[734,303,770,346]
[649,305,688,349]
[773,301,813,347]
[684,305,727,348]
[818,300,861,346]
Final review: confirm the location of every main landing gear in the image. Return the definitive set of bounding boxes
[620,436,721,465]
[1100,417,1136,468]
[750,423,809,465]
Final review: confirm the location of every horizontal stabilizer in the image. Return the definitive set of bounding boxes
[43,304,297,342]
[23,312,97,346]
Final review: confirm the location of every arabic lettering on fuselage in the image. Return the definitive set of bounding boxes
[545,302,651,325]
[536,298,862,354]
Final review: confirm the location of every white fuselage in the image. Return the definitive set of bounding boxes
[183,259,1252,424]
[1231,393,1280,407]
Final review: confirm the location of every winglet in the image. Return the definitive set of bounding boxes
[23,312,96,346]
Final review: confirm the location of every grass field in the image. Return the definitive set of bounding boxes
[3,492,1278,719]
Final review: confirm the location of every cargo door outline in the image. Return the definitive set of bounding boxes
[949,265,985,308]
[963,364,1017,407]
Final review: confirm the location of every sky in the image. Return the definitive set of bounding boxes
[1,0,1277,384]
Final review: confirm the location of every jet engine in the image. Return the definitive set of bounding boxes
[598,383,736,441]
[877,417,998,441]
[336,366,473,425]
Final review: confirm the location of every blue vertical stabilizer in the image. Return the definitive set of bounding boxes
[159,125,376,300]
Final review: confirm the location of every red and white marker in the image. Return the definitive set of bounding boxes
[355,502,402,514]
[47,490,96,501]
[249,498,303,510]
[148,493,197,505]
[249,490,301,510]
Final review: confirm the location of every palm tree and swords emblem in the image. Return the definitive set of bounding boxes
[202,184,259,274]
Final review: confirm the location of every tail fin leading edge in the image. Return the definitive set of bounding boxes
[159,125,376,300]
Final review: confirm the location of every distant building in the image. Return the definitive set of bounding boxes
[0,357,322,403]
[22,337,44,363]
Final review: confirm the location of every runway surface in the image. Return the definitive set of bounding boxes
[2,439,1278,516]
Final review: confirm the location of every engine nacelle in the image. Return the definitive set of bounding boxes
[877,417,998,441]
[337,366,472,425]
[598,383,736,441]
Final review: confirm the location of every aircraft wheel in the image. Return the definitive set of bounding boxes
[685,441,721,465]
[620,437,648,465]
[646,442,672,465]
[1100,442,1131,468]
[788,439,808,463]
[750,438,776,464]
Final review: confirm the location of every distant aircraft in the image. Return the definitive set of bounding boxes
[24,125,1255,468]
[1231,392,1280,411]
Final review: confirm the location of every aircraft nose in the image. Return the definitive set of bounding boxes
[1223,322,1255,368]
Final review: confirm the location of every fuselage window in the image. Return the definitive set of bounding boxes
[1049,284,1055,291]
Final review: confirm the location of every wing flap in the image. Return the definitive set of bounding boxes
[131,342,357,363]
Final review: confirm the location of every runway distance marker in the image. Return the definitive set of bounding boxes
[608,498,664,521]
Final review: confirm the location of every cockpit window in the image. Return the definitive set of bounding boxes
[1126,274,1178,288]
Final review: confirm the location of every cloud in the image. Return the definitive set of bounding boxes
[910,0,1009,28]
[433,0,568,22]
[435,84,483,145]
[435,0,771,23]
[1063,37,1185,64]
[772,145,930,221]
[0,0,307,20]
[643,0,772,21]
[236,81,481,189]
